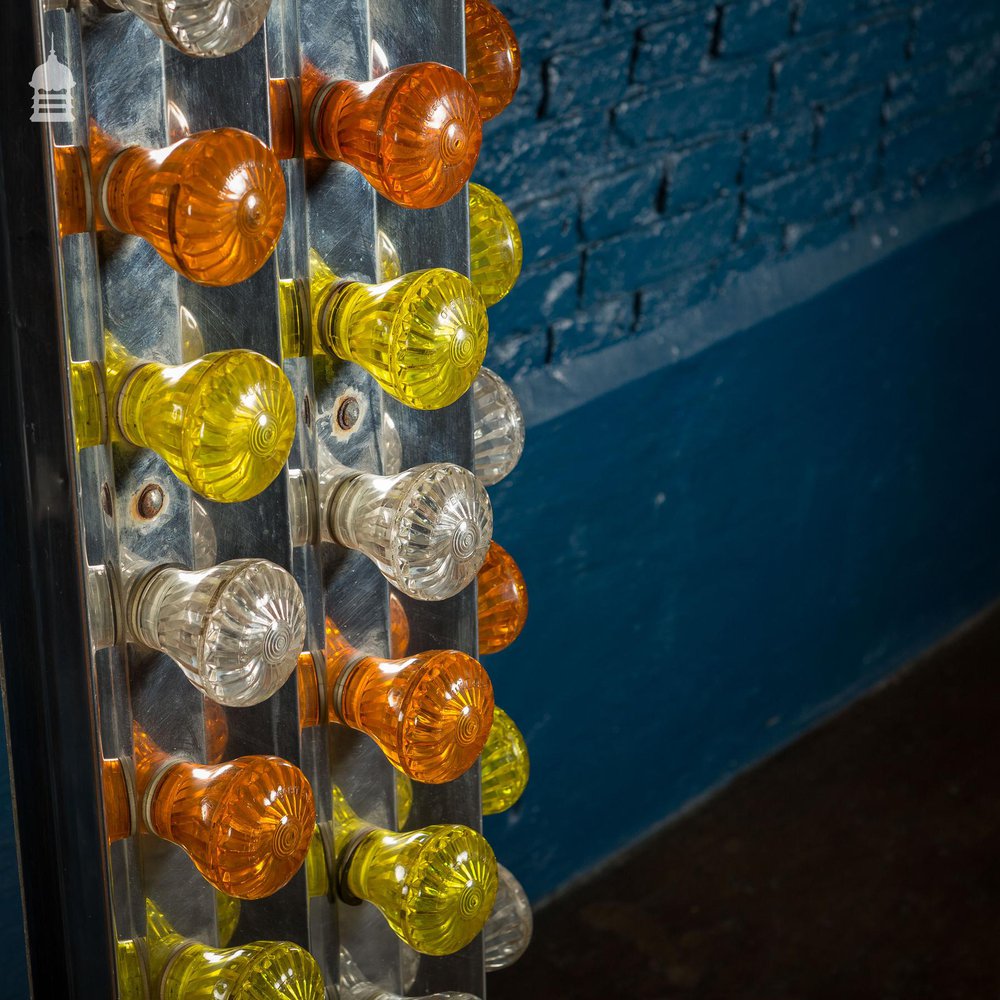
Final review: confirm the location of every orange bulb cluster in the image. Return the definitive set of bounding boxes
[133,727,315,899]
[465,0,521,121]
[298,61,482,209]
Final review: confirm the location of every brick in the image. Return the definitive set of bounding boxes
[774,15,909,114]
[782,209,854,252]
[550,296,636,360]
[581,162,663,241]
[614,61,770,146]
[722,0,791,57]
[510,192,581,266]
[947,36,1000,100]
[634,264,719,338]
[668,134,744,209]
[489,253,581,334]
[884,62,951,125]
[817,86,883,156]
[911,3,1000,60]
[583,199,738,302]
[632,10,714,84]
[796,0,893,36]
[606,0,703,31]
[504,4,606,53]
[745,114,815,183]
[545,35,634,116]
[486,326,550,381]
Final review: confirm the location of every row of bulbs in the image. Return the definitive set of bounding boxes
[69,1,535,997]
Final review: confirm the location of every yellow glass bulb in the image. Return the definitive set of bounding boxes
[146,899,326,1000]
[331,787,498,956]
[215,891,241,948]
[70,361,106,451]
[480,707,529,815]
[116,938,149,1000]
[395,768,413,829]
[468,184,523,308]
[309,250,488,411]
[106,339,296,502]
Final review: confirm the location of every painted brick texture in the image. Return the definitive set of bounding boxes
[474,0,1000,375]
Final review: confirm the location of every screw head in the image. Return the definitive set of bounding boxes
[336,396,360,431]
[136,484,165,520]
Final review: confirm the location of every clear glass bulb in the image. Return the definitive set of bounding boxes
[330,787,498,956]
[464,0,521,122]
[468,183,523,308]
[135,729,315,900]
[323,462,492,601]
[146,899,326,999]
[340,948,479,1000]
[477,540,529,654]
[472,367,525,486]
[484,864,532,971]
[481,706,529,815]
[323,619,495,784]
[305,61,482,209]
[310,250,488,412]
[105,0,272,57]
[128,559,306,706]
[106,341,296,503]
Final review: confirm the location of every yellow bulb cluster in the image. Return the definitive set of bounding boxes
[469,183,523,308]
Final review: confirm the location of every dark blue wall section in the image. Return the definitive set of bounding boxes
[484,204,1000,901]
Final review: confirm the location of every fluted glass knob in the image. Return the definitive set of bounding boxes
[472,368,525,486]
[92,123,285,286]
[102,758,135,843]
[481,706,529,814]
[331,787,498,956]
[310,250,488,411]
[323,462,493,601]
[135,729,315,899]
[127,559,306,706]
[465,0,521,121]
[305,62,482,209]
[322,619,494,784]
[477,540,528,654]
[106,341,296,502]
[484,865,532,971]
[103,0,271,57]
[340,948,479,1000]
[116,939,149,1000]
[468,184,523,308]
[146,899,326,999]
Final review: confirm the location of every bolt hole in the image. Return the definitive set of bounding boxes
[100,483,113,519]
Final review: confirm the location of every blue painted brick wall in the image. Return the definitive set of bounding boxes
[474,0,1000,371]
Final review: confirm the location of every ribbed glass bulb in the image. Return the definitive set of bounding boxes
[340,948,479,1000]
[146,899,326,999]
[476,540,529,654]
[332,787,498,956]
[128,559,306,707]
[135,729,315,899]
[102,757,134,843]
[92,123,285,287]
[215,890,241,948]
[310,250,488,411]
[324,619,495,784]
[480,707,529,815]
[484,864,532,971]
[395,767,413,829]
[472,368,525,486]
[105,0,271,57]
[106,341,296,502]
[468,184,523,308]
[464,0,521,121]
[116,938,150,1000]
[323,462,493,601]
[306,62,482,209]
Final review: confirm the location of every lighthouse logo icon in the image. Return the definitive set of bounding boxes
[30,39,75,124]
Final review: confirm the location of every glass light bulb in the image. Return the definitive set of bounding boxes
[105,0,271,57]
[468,184,523,308]
[484,864,532,971]
[135,729,315,899]
[480,707,529,815]
[146,899,325,999]
[70,360,106,451]
[306,62,482,209]
[464,0,521,122]
[310,250,488,412]
[324,619,495,784]
[340,948,479,1000]
[106,341,296,502]
[92,123,285,287]
[215,890,241,948]
[116,939,150,1000]
[102,757,134,843]
[476,540,528,654]
[323,462,493,601]
[395,768,413,829]
[331,787,498,956]
[128,559,306,707]
[388,592,411,657]
[472,368,525,486]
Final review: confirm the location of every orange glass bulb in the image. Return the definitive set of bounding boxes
[306,62,482,209]
[102,757,135,843]
[477,541,529,655]
[134,727,315,899]
[321,619,495,784]
[90,122,285,286]
[465,0,521,121]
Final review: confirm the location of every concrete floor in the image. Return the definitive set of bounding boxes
[490,606,1000,999]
